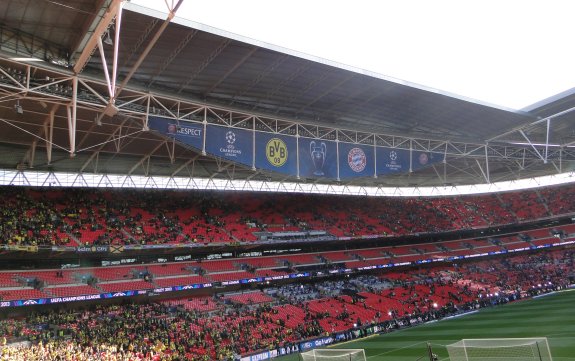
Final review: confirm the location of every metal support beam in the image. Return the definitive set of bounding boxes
[519,129,546,163]
[97,36,114,99]
[45,108,55,164]
[170,157,196,177]
[26,104,59,165]
[128,141,166,175]
[484,145,490,183]
[544,118,550,163]
[111,2,122,98]
[73,0,123,74]
[113,0,183,101]
[66,76,78,156]
[25,140,36,168]
[488,105,575,143]
[79,151,99,173]
[66,106,75,156]
[148,29,198,88]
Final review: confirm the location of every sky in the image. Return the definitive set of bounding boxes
[131,0,575,111]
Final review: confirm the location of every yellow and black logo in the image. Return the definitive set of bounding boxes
[266,138,288,167]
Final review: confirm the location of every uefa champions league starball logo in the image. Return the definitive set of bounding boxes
[219,130,242,157]
[225,131,236,145]
[389,150,397,161]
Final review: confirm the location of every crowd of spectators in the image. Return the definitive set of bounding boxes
[0,248,571,360]
[1,184,574,247]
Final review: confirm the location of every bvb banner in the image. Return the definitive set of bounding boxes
[255,132,297,174]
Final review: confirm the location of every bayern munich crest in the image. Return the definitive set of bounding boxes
[347,147,366,173]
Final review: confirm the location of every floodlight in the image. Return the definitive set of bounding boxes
[104,29,113,45]
[14,100,23,114]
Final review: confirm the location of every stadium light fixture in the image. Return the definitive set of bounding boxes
[104,29,114,45]
[14,100,23,114]
[9,57,43,62]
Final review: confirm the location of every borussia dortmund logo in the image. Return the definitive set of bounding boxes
[266,138,288,167]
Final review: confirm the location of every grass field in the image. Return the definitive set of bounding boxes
[279,289,575,361]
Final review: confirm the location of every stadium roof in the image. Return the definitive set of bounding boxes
[0,0,574,189]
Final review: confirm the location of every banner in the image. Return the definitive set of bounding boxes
[148,115,444,179]
[299,336,334,351]
[76,245,109,253]
[205,125,253,167]
[148,116,203,150]
[376,147,410,175]
[109,245,124,254]
[338,142,374,179]
[8,245,38,252]
[255,132,297,174]
[411,151,444,171]
[298,138,337,179]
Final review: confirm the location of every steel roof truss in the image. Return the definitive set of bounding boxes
[299,124,318,139]
[431,163,446,185]
[73,0,122,74]
[337,129,355,143]
[150,95,177,119]
[255,117,275,133]
[177,38,230,94]
[278,123,296,135]
[231,115,253,129]
[314,128,333,140]
[147,29,198,88]
[128,140,166,175]
[170,157,195,177]
[475,157,489,184]
[116,94,149,112]
[519,129,546,163]
[229,53,286,107]
[255,62,312,112]
[357,133,374,145]
[178,106,205,121]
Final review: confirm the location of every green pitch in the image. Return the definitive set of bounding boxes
[279,289,575,361]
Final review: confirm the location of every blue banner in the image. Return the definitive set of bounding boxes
[299,138,338,179]
[376,147,410,175]
[0,283,212,308]
[205,125,253,167]
[411,151,444,171]
[148,116,444,179]
[299,336,334,351]
[338,143,375,179]
[255,133,297,174]
[148,116,203,150]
